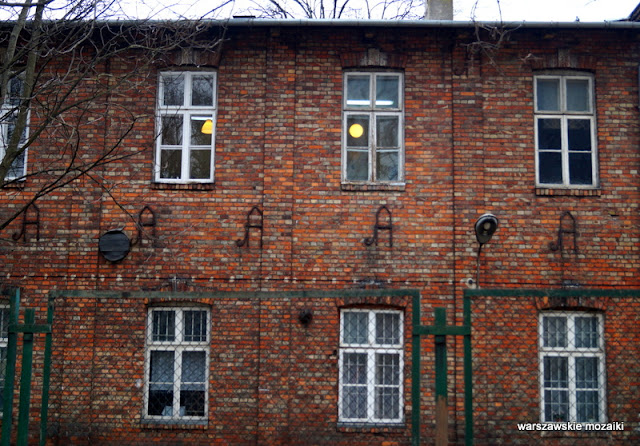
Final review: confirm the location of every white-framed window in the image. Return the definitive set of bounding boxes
[343,72,404,184]
[538,312,606,423]
[144,307,210,422]
[0,305,9,412]
[534,73,597,187]
[339,309,404,424]
[0,76,28,180]
[155,71,216,183]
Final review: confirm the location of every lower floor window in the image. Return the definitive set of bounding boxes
[339,309,404,424]
[145,307,209,421]
[539,312,605,423]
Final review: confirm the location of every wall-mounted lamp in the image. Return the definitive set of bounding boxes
[474,214,498,287]
[201,119,213,134]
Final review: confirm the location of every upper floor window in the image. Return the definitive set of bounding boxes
[339,308,404,424]
[144,307,210,422]
[539,312,605,423]
[155,72,216,183]
[0,76,28,180]
[343,72,404,184]
[534,73,597,188]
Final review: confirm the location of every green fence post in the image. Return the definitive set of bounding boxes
[463,294,473,446]
[411,293,422,446]
[1,290,20,446]
[434,307,448,446]
[16,309,35,446]
[39,296,54,446]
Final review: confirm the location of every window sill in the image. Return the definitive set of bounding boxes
[141,419,208,429]
[341,183,405,192]
[1,180,25,189]
[535,187,601,197]
[152,182,216,191]
[337,422,405,433]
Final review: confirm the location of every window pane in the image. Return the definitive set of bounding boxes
[375,313,400,345]
[160,150,182,179]
[537,119,561,150]
[191,75,214,106]
[182,351,206,384]
[161,116,182,146]
[189,150,211,180]
[538,152,562,184]
[376,75,399,108]
[346,75,370,107]
[569,153,593,185]
[342,386,367,419]
[148,350,174,416]
[343,312,368,344]
[576,390,599,423]
[543,316,567,348]
[376,151,399,182]
[162,75,184,106]
[346,115,369,147]
[575,317,598,348]
[544,389,569,422]
[7,150,25,179]
[346,150,369,181]
[342,352,367,384]
[375,353,400,385]
[375,386,399,420]
[543,356,568,388]
[184,310,208,342]
[190,116,212,146]
[575,357,598,389]
[566,79,590,112]
[568,119,591,151]
[0,347,5,409]
[8,76,24,106]
[152,310,175,342]
[0,308,9,339]
[536,78,560,111]
[376,116,399,148]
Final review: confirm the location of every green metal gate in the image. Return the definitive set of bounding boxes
[1,289,53,446]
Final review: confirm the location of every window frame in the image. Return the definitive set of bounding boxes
[154,71,217,184]
[534,72,598,188]
[538,311,606,424]
[338,308,404,425]
[143,306,210,423]
[342,71,404,185]
[0,305,8,415]
[0,75,29,181]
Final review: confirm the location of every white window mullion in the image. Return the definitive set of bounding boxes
[173,348,182,419]
[561,116,570,186]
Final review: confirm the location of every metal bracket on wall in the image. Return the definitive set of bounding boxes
[132,205,157,247]
[364,205,393,248]
[549,211,578,256]
[12,203,40,242]
[236,205,263,248]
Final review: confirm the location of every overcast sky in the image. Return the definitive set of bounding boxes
[169,0,640,22]
[25,0,639,22]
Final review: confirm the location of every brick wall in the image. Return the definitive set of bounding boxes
[0,22,638,445]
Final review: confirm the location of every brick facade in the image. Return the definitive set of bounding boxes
[0,20,639,445]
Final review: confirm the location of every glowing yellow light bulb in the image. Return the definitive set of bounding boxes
[349,123,364,138]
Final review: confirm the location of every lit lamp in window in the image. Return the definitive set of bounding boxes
[348,123,364,138]
[201,119,213,134]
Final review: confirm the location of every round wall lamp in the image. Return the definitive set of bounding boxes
[348,123,364,138]
[99,229,131,262]
[474,214,499,287]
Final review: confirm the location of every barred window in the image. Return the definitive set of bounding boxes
[144,307,209,422]
[339,309,404,424]
[539,312,605,423]
[0,306,8,411]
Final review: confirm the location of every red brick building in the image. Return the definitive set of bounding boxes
[0,14,639,446]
